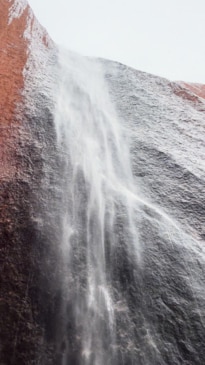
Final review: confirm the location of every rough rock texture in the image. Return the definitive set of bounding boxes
[0,0,28,178]
[102,59,205,365]
[1,1,205,365]
[0,1,63,364]
[169,81,205,109]
[181,82,205,100]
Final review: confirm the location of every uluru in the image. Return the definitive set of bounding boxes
[1,1,205,364]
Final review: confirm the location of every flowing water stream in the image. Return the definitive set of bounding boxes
[54,50,205,365]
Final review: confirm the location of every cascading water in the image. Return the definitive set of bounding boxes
[54,50,205,365]
[55,50,141,365]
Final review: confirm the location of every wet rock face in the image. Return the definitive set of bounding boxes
[0,1,63,364]
[0,106,64,365]
[0,0,29,178]
[103,60,205,365]
[1,2,205,365]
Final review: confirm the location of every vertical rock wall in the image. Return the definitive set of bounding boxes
[0,1,63,364]
[0,0,28,179]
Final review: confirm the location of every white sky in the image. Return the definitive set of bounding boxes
[28,0,205,83]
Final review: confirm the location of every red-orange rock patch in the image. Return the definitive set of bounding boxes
[182,83,205,100]
[0,0,29,179]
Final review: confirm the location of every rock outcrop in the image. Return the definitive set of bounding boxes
[1,1,205,365]
[180,82,205,100]
[0,0,28,179]
[0,1,63,364]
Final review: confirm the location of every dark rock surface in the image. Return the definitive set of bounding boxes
[101,59,205,365]
[0,1,64,363]
[0,96,64,365]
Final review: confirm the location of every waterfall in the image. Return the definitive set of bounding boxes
[54,50,140,364]
[54,50,205,365]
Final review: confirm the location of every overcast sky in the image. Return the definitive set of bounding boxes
[28,0,205,83]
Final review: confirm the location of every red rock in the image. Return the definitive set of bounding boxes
[0,2,60,364]
[0,0,54,180]
[0,0,29,179]
[181,82,205,100]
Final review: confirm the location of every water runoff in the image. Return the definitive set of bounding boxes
[54,49,205,365]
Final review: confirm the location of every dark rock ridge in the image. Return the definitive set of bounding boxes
[1,1,205,364]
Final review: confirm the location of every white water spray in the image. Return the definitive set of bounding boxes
[53,49,205,365]
[54,49,141,364]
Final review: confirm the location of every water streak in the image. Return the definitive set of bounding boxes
[54,50,205,365]
[55,50,141,365]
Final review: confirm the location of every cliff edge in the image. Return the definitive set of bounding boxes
[0,2,63,364]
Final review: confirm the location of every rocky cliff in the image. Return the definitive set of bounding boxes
[0,1,63,364]
[1,1,205,365]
